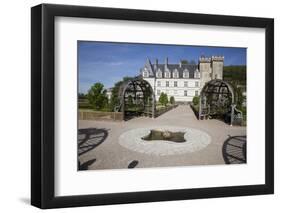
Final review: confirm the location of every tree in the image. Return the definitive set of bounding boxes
[78,93,86,99]
[235,87,245,110]
[181,60,188,65]
[223,65,246,85]
[87,82,108,110]
[109,76,136,111]
[170,96,175,105]
[159,92,168,106]
[127,95,134,108]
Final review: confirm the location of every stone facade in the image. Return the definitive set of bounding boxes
[141,56,224,102]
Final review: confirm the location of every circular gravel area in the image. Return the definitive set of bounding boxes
[118,126,211,156]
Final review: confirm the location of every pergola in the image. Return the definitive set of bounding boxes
[117,77,155,120]
[199,79,243,125]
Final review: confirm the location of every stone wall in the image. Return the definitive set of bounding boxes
[199,56,224,87]
[199,57,212,88]
[211,56,224,80]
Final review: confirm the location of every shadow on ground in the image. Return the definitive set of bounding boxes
[78,159,96,170]
[128,160,139,168]
[78,128,109,156]
[222,135,246,164]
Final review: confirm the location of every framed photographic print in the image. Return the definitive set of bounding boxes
[31,3,274,209]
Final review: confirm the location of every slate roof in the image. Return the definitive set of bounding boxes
[141,58,200,79]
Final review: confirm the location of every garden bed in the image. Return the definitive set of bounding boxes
[79,110,123,121]
[190,104,199,119]
[155,104,178,117]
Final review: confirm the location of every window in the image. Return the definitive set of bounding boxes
[173,70,179,78]
[143,71,148,78]
[157,81,161,87]
[183,69,189,78]
[166,81,169,87]
[174,81,178,87]
[156,70,162,78]
[195,81,199,87]
[184,81,188,87]
[157,90,161,95]
[184,90,188,96]
[164,71,170,78]
[195,90,199,96]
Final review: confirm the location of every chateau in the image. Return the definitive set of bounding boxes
[141,56,224,102]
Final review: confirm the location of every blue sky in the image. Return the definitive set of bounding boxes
[78,41,246,93]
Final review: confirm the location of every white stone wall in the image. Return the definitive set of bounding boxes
[142,56,224,102]
[143,77,201,102]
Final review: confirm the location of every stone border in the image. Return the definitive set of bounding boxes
[119,126,211,156]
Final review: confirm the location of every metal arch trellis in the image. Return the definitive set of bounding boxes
[116,77,155,120]
[199,79,243,125]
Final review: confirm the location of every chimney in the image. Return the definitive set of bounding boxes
[165,57,169,71]
[154,58,158,70]
[179,60,182,68]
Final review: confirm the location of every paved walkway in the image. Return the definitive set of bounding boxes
[78,105,246,170]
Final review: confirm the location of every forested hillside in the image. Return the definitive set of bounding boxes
[223,65,246,85]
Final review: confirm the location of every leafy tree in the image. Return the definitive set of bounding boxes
[109,76,137,111]
[109,81,123,111]
[170,96,175,105]
[223,65,246,113]
[78,92,91,109]
[159,92,168,106]
[223,65,246,86]
[192,96,200,106]
[127,95,134,108]
[181,60,188,65]
[235,87,245,110]
[87,83,108,110]
[78,93,86,99]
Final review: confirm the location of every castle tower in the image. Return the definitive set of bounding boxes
[199,56,212,88]
[211,56,224,80]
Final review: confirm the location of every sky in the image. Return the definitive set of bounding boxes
[78,41,246,93]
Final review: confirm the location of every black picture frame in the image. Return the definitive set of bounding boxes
[31,3,274,209]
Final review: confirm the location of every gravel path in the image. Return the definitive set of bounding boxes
[78,105,246,170]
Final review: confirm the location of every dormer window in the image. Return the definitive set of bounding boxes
[143,68,149,78]
[156,69,162,78]
[173,69,179,78]
[164,70,170,78]
[183,69,189,78]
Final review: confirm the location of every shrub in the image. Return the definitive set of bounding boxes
[170,96,175,105]
[192,96,199,106]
